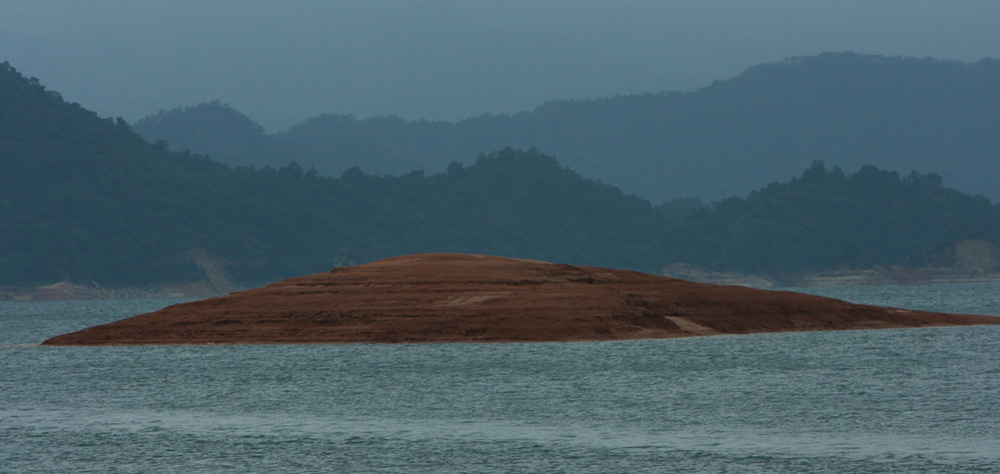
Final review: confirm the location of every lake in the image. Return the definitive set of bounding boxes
[2,284,998,473]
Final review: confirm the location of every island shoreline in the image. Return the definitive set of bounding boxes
[42,253,1000,346]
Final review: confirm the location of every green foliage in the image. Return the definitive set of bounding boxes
[3,61,999,288]
[658,161,1000,276]
[1,62,666,285]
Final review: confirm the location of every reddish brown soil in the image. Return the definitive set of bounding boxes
[42,253,1000,346]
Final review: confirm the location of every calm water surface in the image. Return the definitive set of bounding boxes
[1,285,998,473]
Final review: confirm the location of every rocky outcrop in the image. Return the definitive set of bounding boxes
[42,253,1000,346]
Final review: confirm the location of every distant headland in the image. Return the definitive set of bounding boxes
[41,253,1000,346]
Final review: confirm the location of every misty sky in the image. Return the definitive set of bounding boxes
[3,1,998,132]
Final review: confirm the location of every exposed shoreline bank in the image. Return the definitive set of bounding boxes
[0,281,235,302]
[662,264,1000,289]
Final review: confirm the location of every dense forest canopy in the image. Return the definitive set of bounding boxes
[3,60,999,289]
[134,52,1000,202]
[660,161,999,276]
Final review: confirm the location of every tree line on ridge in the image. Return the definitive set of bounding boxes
[3,60,998,289]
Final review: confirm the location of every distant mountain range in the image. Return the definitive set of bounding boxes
[3,59,998,292]
[134,52,1000,202]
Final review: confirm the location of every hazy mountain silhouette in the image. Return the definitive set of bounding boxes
[4,60,998,290]
[134,52,1000,202]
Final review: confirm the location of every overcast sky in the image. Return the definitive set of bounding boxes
[2,1,998,132]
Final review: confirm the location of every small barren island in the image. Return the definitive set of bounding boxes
[43,253,999,345]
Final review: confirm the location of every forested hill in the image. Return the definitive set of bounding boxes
[3,61,998,290]
[658,162,1000,276]
[134,52,1000,202]
[131,100,283,169]
[1,61,665,287]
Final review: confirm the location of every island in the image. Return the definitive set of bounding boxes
[42,253,1000,345]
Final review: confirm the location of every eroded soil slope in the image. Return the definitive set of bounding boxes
[43,253,1000,345]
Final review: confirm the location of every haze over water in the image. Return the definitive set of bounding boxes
[2,285,998,473]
